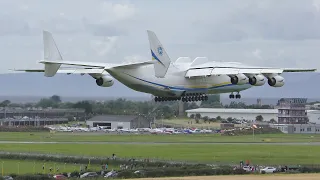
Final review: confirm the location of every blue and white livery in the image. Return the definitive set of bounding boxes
[12,30,317,102]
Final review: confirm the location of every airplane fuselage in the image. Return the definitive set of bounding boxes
[106,63,252,97]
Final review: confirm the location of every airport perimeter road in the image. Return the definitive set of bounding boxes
[0,141,320,145]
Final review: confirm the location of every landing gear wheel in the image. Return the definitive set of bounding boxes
[229,94,235,99]
[235,94,241,99]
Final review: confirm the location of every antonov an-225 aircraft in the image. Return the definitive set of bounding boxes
[13,30,317,102]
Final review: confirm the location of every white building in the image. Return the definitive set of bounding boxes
[270,124,320,134]
[185,108,320,123]
[186,108,278,122]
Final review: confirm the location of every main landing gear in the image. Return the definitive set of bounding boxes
[154,93,209,102]
[181,94,208,102]
[229,92,241,99]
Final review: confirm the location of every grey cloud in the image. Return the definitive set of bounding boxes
[198,0,320,42]
[0,14,35,36]
[81,18,127,37]
[0,0,135,36]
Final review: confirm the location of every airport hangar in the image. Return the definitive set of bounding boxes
[85,115,150,129]
[185,108,320,124]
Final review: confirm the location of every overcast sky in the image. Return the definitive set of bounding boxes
[2,0,320,72]
[1,0,320,99]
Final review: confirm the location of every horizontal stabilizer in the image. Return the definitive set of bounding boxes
[175,57,192,63]
[10,68,106,74]
[185,68,214,77]
[190,57,210,67]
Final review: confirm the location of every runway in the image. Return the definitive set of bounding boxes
[0,141,319,145]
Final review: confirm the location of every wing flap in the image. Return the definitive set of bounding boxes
[282,68,317,72]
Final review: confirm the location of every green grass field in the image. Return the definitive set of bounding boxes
[0,132,320,166]
[0,159,106,175]
[0,143,319,165]
[0,132,320,143]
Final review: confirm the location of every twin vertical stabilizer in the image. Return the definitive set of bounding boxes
[42,30,63,77]
[147,30,171,78]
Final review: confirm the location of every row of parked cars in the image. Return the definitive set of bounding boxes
[242,166,277,174]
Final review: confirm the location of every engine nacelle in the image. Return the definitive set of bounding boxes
[230,74,249,85]
[248,74,265,86]
[95,75,114,87]
[267,75,285,87]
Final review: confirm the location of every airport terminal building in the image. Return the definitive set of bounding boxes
[185,108,320,124]
[186,108,278,122]
[86,115,150,129]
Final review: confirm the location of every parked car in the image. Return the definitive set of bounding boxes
[260,167,277,174]
[242,166,252,172]
[53,174,67,180]
[1,176,13,180]
[104,170,118,178]
[80,172,98,178]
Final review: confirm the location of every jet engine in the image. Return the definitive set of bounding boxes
[248,74,265,86]
[230,74,249,85]
[267,75,285,87]
[95,75,114,87]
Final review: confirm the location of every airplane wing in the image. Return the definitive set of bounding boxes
[185,65,316,78]
[184,57,316,77]
[38,60,155,69]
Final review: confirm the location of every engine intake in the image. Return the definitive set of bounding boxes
[230,74,249,85]
[96,75,114,87]
[267,75,285,87]
[248,74,265,86]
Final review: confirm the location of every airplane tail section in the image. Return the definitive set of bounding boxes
[147,30,171,78]
[42,30,63,77]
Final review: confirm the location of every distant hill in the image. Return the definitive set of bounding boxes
[0,72,318,104]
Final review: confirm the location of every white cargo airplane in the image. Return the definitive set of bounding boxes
[13,30,316,102]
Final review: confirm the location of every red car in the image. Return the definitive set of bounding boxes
[53,174,67,180]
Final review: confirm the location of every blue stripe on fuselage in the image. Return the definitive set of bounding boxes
[124,73,241,91]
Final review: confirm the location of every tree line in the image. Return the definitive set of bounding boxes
[0,94,275,120]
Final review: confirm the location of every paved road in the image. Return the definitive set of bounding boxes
[0,141,319,145]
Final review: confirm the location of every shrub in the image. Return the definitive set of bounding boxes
[116,167,249,178]
[0,152,203,169]
[69,171,80,178]
[299,167,320,173]
[0,126,50,132]
[14,174,53,180]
